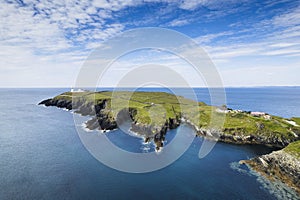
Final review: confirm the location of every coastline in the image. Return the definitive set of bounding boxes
[240,147,300,195]
[39,90,300,195]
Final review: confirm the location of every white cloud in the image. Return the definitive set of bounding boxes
[92,0,137,11]
[0,0,128,50]
[0,44,82,87]
[179,0,205,10]
[194,5,300,61]
[178,0,248,11]
[0,0,300,87]
[272,6,300,27]
[0,0,131,87]
[262,48,300,56]
[203,40,300,61]
[269,43,296,48]
[195,31,235,44]
[168,19,189,27]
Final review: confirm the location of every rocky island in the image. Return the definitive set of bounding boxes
[39,90,300,194]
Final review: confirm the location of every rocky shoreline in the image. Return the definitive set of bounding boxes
[188,124,296,148]
[240,149,300,194]
[39,97,181,151]
[39,93,300,195]
[40,97,296,149]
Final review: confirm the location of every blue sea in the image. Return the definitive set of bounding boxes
[0,87,300,200]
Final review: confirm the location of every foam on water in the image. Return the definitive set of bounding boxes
[229,161,250,174]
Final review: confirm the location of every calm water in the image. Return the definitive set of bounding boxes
[0,87,299,200]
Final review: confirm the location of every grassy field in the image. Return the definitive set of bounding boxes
[54,91,300,141]
[283,140,300,158]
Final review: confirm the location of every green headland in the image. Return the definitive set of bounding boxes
[40,90,300,148]
[40,90,300,194]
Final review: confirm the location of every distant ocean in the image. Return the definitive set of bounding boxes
[0,87,299,199]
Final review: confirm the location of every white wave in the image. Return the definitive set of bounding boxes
[229,162,250,174]
[141,146,151,153]
[98,128,118,134]
[155,147,163,154]
[123,129,145,139]
[81,122,93,132]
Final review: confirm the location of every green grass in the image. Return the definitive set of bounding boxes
[54,90,300,140]
[283,140,300,158]
[63,91,196,126]
[221,112,300,139]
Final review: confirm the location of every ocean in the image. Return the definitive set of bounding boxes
[0,87,299,199]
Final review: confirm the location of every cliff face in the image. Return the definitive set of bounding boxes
[39,98,73,110]
[39,92,300,150]
[242,149,300,194]
[40,91,300,193]
[39,96,181,151]
[218,133,294,148]
[131,116,181,150]
[190,126,296,148]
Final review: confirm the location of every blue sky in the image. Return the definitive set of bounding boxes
[0,0,300,87]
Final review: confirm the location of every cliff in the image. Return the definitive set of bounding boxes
[39,91,300,149]
[241,140,300,194]
[39,91,185,150]
[39,90,300,193]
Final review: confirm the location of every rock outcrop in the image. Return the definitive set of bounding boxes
[39,91,300,194]
[39,98,72,110]
[39,94,300,150]
[191,127,296,148]
[241,149,300,194]
[217,132,295,148]
[39,96,181,150]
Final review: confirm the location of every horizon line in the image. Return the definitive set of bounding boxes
[0,85,300,89]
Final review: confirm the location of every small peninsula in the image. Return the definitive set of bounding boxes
[39,90,300,194]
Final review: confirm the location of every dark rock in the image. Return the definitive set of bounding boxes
[38,98,52,106]
[144,137,150,143]
[116,108,137,125]
[39,98,72,110]
[86,118,100,130]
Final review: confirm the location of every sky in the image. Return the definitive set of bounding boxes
[0,0,300,87]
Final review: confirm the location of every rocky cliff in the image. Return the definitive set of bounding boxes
[39,91,300,150]
[39,95,181,151]
[39,91,300,193]
[241,146,300,194]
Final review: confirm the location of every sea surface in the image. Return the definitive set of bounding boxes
[0,87,300,200]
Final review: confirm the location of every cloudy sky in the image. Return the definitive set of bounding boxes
[0,0,300,87]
